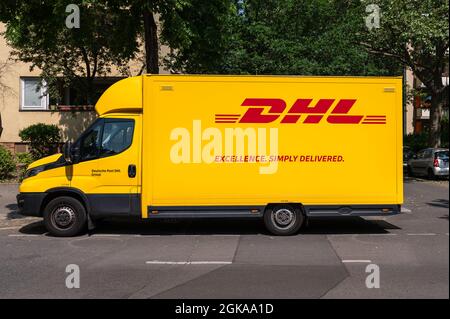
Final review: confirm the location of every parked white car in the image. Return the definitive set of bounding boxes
[407,148,449,179]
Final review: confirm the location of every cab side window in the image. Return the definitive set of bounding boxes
[80,121,103,161]
[100,120,134,157]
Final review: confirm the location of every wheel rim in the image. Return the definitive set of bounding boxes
[271,208,296,230]
[51,205,76,230]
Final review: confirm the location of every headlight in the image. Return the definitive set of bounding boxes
[23,165,45,179]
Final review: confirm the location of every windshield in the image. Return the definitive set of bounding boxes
[79,120,103,161]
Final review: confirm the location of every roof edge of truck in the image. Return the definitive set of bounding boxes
[95,76,143,116]
[144,74,403,80]
[95,74,403,116]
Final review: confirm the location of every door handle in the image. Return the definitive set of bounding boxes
[128,164,136,178]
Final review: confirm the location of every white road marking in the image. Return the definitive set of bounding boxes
[401,207,412,213]
[8,234,40,237]
[145,260,232,265]
[327,234,354,237]
[212,234,240,237]
[342,260,372,263]
[406,233,436,236]
[328,233,397,237]
[189,261,233,265]
[0,227,21,231]
[90,234,122,237]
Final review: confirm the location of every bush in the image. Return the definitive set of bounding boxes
[15,152,34,181]
[404,132,429,153]
[404,118,449,152]
[19,123,61,160]
[0,145,15,180]
[15,152,34,166]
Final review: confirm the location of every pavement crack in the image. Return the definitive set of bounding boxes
[320,235,351,298]
[231,235,241,264]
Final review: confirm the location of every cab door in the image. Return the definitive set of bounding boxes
[70,119,105,194]
[88,115,142,217]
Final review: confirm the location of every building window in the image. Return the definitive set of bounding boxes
[20,77,122,111]
[51,77,124,109]
[20,77,49,110]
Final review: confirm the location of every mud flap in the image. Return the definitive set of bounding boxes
[87,213,96,232]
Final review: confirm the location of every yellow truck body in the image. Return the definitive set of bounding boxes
[18,75,403,236]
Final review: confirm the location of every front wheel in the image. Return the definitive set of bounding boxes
[264,205,304,236]
[43,196,87,237]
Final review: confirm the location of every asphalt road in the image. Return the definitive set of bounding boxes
[0,177,448,299]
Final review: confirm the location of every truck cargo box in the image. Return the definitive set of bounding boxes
[140,75,403,216]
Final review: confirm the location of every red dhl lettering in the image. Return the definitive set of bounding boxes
[214,98,386,125]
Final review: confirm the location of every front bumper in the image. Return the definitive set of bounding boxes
[16,193,46,217]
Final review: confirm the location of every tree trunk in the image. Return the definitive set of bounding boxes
[428,87,444,148]
[85,77,95,106]
[143,9,159,74]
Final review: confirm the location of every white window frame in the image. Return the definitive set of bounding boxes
[20,77,49,110]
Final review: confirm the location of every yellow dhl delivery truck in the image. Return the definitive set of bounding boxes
[17,75,403,236]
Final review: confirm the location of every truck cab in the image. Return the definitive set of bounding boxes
[17,77,143,236]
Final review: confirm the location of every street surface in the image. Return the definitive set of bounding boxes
[0,177,448,298]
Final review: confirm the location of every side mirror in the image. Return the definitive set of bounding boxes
[71,143,81,164]
[63,142,72,163]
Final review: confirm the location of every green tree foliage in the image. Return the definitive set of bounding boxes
[162,0,402,76]
[160,0,238,73]
[19,123,61,160]
[405,117,449,151]
[0,1,141,104]
[357,0,449,147]
[440,116,449,148]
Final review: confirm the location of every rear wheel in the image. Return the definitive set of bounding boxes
[264,204,304,236]
[43,196,87,237]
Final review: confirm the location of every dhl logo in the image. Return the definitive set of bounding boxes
[215,98,386,125]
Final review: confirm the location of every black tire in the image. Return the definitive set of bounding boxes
[427,168,436,180]
[263,204,304,236]
[407,165,414,177]
[43,196,87,237]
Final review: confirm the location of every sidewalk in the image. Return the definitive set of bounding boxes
[0,183,39,228]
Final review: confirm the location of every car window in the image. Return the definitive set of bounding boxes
[424,150,433,159]
[435,151,449,159]
[100,120,134,157]
[80,121,103,161]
